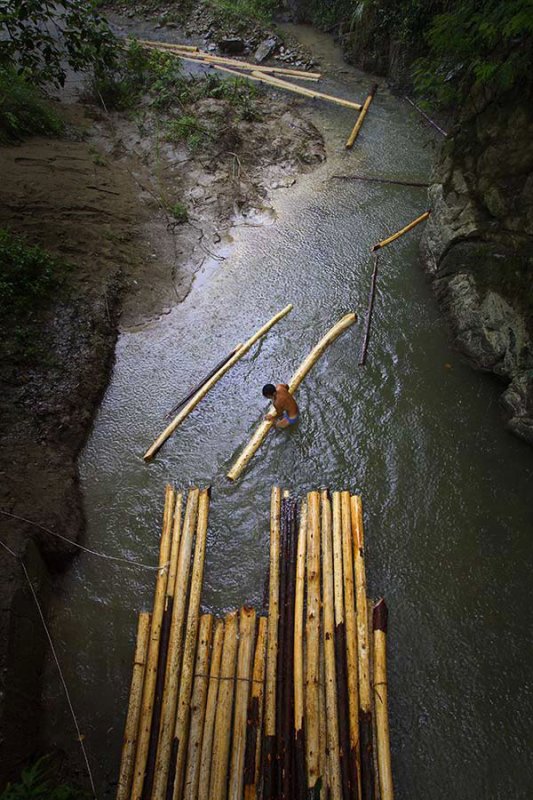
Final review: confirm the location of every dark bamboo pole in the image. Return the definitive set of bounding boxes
[263,487,281,800]
[404,96,447,136]
[276,498,290,799]
[359,253,380,367]
[330,175,429,189]
[165,346,242,419]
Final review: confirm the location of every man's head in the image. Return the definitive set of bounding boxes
[262,383,276,399]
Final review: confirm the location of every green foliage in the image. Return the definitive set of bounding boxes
[0,229,69,318]
[168,201,189,222]
[165,114,207,149]
[0,68,64,143]
[0,757,86,800]
[209,0,279,25]
[0,0,118,88]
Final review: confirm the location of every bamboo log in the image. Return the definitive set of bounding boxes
[350,495,375,800]
[209,610,239,800]
[281,500,298,800]
[263,487,281,800]
[249,69,362,110]
[139,39,321,80]
[305,491,321,791]
[331,174,429,188]
[198,619,225,800]
[165,346,243,419]
[229,607,257,800]
[152,489,200,800]
[359,253,380,368]
[275,500,289,799]
[404,96,447,136]
[346,84,378,148]
[116,612,152,800]
[138,40,200,52]
[144,304,293,460]
[341,492,362,798]
[320,491,342,800]
[373,600,393,800]
[243,616,267,800]
[293,501,307,798]
[227,313,357,481]
[371,211,430,252]
[172,488,210,800]
[318,634,327,800]
[183,614,213,800]
[130,485,175,800]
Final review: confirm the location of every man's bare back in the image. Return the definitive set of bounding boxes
[262,383,299,429]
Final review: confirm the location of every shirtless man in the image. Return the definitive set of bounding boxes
[262,383,299,429]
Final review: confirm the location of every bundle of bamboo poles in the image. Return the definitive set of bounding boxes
[117,485,394,800]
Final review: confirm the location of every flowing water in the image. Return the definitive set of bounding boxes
[43,26,533,800]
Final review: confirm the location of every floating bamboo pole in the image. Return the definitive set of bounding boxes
[350,495,375,800]
[130,485,175,800]
[209,610,239,800]
[263,487,281,800]
[229,606,257,800]
[198,619,225,800]
[341,491,362,798]
[371,211,430,252]
[359,253,380,368]
[346,84,378,148]
[320,491,342,800]
[172,488,210,800]
[373,600,393,800]
[139,39,321,80]
[116,612,151,800]
[331,174,429,188]
[144,493,184,798]
[152,489,199,800]
[144,304,293,460]
[165,346,243,419]
[227,312,357,481]
[305,491,321,792]
[249,69,362,110]
[293,501,307,798]
[183,614,213,800]
[244,616,267,800]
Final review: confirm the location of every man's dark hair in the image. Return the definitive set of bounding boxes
[262,383,276,398]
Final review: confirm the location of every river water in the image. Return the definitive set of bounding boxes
[43,26,533,800]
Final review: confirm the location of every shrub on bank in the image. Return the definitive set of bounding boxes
[0,69,64,144]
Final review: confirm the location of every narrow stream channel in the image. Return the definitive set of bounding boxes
[43,26,533,800]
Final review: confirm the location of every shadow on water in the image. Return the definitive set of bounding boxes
[43,24,533,800]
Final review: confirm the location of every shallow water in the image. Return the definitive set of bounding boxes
[43,26,533,800]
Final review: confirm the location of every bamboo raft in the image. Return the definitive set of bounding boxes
[117,486,394,800]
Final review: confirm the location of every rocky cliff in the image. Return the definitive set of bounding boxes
[420,84,533,444]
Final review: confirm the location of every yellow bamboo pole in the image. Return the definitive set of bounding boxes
[144,304,293,460]
[183,614,213,800]
[209,610,239,800]
[249,69,362,110]
[172,488,210,800]
[116,612,152,800]
[346,84,377,148]
[320,491,342,800]
[229,607,257,800]
[293,500,307,735]
[263,487,281,796]
[138,40,200,52]
[341,491,362,798]
[373,599,394,800]
[244,615,268,800]
[131,485,175,800]
[152,488,199,800]
[227,312,357,481]
[198,619,225,800]
[140,40,321,80]
[305,491,321,790]
[167,493,184,597]
[371,211,430,252]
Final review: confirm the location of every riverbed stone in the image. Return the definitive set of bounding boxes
[255,37,277,63]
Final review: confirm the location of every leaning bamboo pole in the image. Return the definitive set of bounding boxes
[250,69,362,110]
[263,487,281,800]
[227,313,357,481]
[320,491,342,800]
[152,489,199,800]
[373,600,394,800]
[350,495,375,800]
[144,304,293,460]
[130,485,175,800]
[229,606,257,800]
[172,488,210,800]
[209,610,239,800]
[183,614,213,800]
[116,612,151,800]
[198,619,225,800]
[346,84,378,148]
[243,616,268,800]
[293,501,307,798]
[139,39,321,80]
[341,491,362,798]
[165,346,243,419]
[371,211,430,252]
[305,491,321,792]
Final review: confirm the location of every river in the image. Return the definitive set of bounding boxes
[42,25,533,800]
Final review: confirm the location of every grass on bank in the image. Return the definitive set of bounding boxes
[0,68,64,144]
[0,756,87,800]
